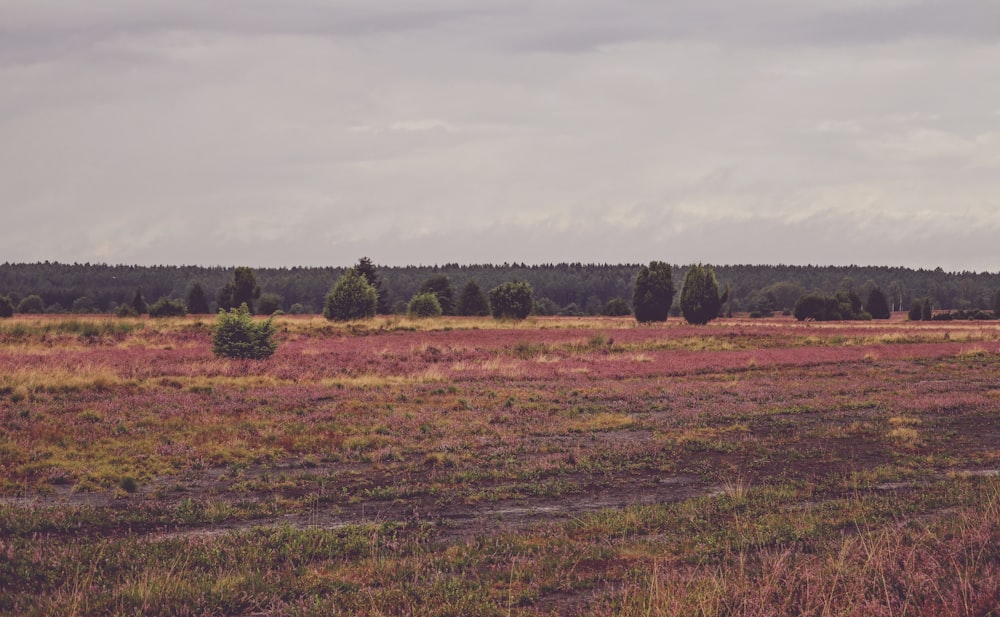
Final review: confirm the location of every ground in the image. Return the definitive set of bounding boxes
[1,314,998,615]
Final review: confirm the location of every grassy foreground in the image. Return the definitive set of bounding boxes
[1,314,998,615]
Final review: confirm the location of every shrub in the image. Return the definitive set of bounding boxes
[457,280,490,316]
[17,294,44,314]
[407,292,443,318]
[0,295,14,318]
[908,299,923,321]
[258,293,283,316]
[211,304,277,359]
[323,270,377,321]
[489,281,534,320]
[148,297,188,318]
[633,261,673,323]
[116,304,139,318]
[794,293,831,321]
[603,297,631,316]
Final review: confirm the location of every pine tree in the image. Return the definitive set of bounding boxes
[132,288,147,315]
[187,283,210,314]
[353,257,389,314]
[457,280,489,316]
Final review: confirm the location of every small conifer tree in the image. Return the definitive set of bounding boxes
[212,304,277,359]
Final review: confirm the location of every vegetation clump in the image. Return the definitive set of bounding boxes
[148,297,187,318]
[633,261,673,323]
[680,264,726,325]
[418,274,455,315]
[0,295,13,318]
[457,280,490,316]
[407,292,443,318]
[324,270,378,321]
[211,304,277,359]
[489,281,534,320]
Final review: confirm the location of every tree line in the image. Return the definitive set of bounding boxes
[1,260,999,320]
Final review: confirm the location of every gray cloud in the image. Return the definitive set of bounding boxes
[1,1,998,269]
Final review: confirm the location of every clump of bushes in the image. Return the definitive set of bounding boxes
[211,304,277,359]
[407,292,443,318]
[148,297,187,318]
[324,270,377,321]
[489,281,534,320]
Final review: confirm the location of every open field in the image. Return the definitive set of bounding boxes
[1,314,998,615]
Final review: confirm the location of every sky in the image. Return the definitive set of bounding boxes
[2,0,999,270]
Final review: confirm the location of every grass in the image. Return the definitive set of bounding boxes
[1,314,999,614]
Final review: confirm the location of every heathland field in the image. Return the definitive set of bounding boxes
[1,314,998,615]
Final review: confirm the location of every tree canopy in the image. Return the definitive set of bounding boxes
[633,262,673,323]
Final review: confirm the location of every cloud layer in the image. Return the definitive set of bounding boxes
[2,1,999,269]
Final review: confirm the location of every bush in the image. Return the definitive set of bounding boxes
[148,297,188,318]
[407,292,443,318]
[116,304,139,318]
[603,297,631,316]
[633,262,673,323]
[489,281,534,320]
[323,270,377,321]
[908,300,923,321]
[0,295,13,318]
[211,304,277,359]
[17,294,44,314]
[258,293,283,316]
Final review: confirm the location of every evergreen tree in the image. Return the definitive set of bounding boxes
[489,281,534,320]
[212,305,277,359]
[680,264,724,325]
[216,282,235,311]
[908,299,923,321]
[187,283,211,314]
[921,297,933,321]
[418,274,456,315]
[457,280,490,316]
[216,268,261,313]
[131,288,147,315]
[994,290,1000,318]
[866,287,891,319]
[632,261,673,323]
[231,267,261,314]
[323,270,378,321]
[353,257,389,314]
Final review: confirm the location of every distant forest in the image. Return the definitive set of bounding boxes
[1,261,998,316]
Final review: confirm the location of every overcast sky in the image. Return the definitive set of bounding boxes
[2,1,999,269]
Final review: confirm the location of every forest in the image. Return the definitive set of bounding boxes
[0,260,997,316]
